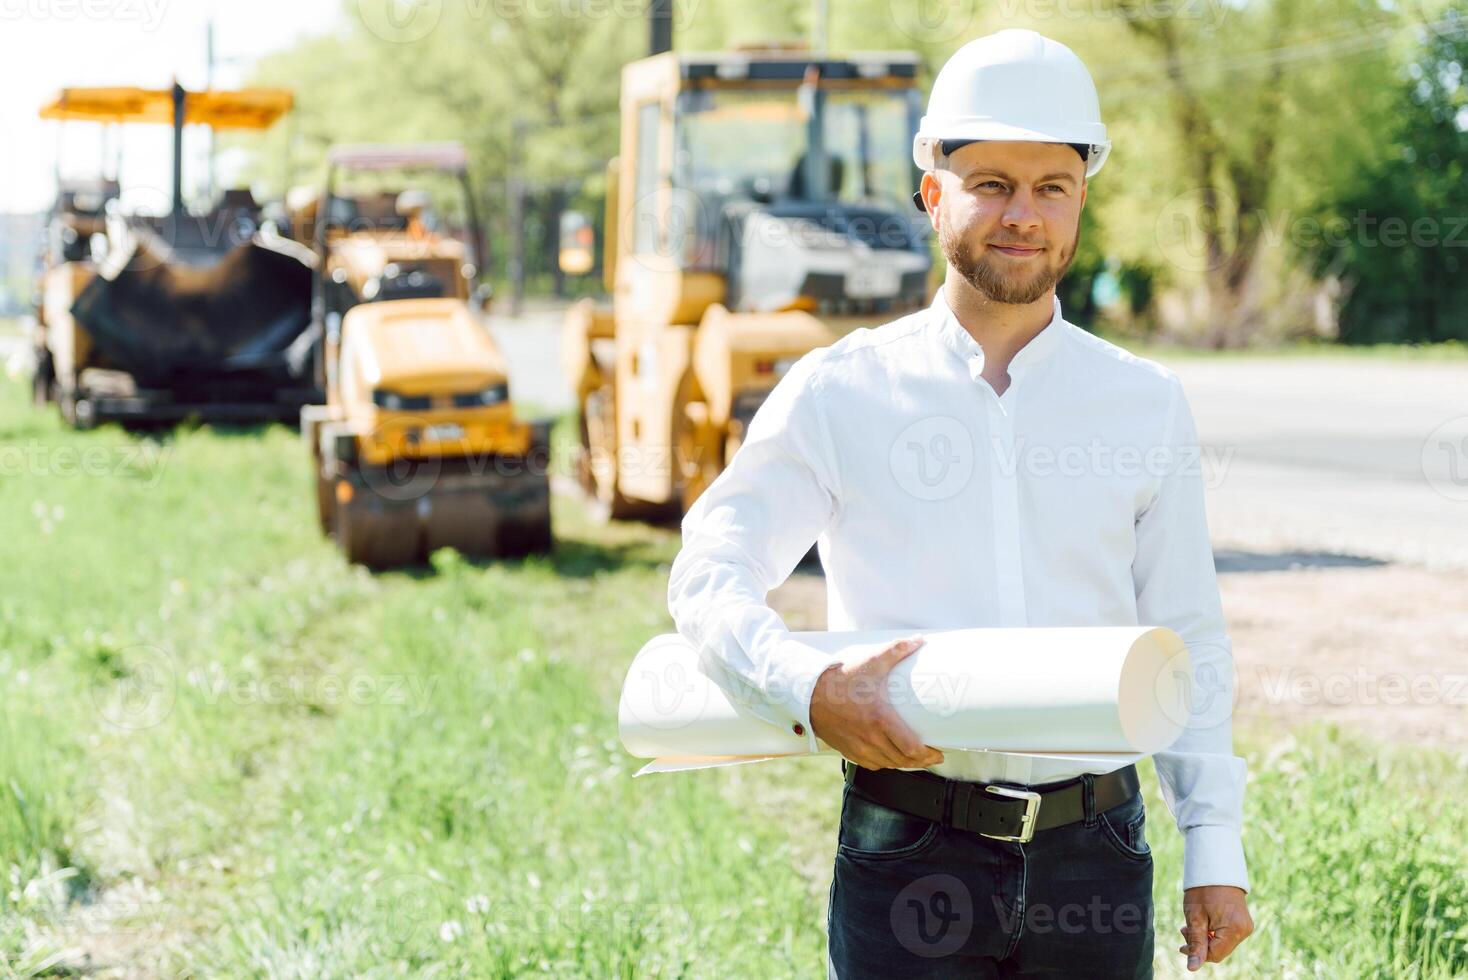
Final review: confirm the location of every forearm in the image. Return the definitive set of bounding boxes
[668,538,841,751]
[1132,379,1250,892]
[1152,636,1249,892]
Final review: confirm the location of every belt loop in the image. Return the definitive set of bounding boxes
[941,777,956,827]
[1081,773,1097,827]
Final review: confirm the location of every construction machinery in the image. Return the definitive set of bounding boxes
[32,85,317,428]
[298,142,552,570]
[31,175,116,409]
[562,44,933,520]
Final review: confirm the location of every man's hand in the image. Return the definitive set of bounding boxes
[1179,885,1253,970]
[808,635,944,771]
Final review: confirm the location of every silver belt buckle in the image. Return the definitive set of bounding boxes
[981,785,1042,842]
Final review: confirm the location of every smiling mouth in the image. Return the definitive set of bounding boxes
[990,244,1043,256]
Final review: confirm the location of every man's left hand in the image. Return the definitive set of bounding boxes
[1179,885,1252,971]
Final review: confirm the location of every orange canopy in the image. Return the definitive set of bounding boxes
[39,87,293,130]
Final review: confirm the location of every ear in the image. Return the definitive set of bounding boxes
[920,171,942,228]
[1079,179,1087,212]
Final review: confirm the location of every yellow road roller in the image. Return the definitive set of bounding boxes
[563,44,934,520]
[299,143,551,569]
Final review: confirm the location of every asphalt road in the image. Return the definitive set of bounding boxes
[1171,358,1468,570]
[486,304,575,415]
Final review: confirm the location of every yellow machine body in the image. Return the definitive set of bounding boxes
[563,46,932,517]
[331,297,532,467]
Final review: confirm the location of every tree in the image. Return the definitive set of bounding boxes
[1297,4,1468,343]
[238,0,640,290]
[1070,0,1414,346]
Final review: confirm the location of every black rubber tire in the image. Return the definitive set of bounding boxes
[336,494,422,570]
[498,511,553,558]
[31,349,54,407]
[59,389,97,430]
[315,472,336,536]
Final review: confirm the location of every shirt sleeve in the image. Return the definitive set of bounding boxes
[667,350,845,753]
[1134,376,1250,893]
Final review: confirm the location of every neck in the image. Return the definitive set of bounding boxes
[942,270,1056,360]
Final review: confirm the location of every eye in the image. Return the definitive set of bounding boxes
[973,180,1007,191]
[1041,184,1067,194]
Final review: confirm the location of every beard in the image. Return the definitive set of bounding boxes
[938,219,1080,305]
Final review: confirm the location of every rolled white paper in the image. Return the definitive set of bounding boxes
[618,626,1191,776]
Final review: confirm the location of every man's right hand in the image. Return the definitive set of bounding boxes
[808,635,945,771]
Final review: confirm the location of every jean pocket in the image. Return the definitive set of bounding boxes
[837,783,940,860]
[1097,791,1151,861]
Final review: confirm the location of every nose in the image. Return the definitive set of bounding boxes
[1001,187,1042,233]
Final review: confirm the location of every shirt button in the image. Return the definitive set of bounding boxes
[792,723,806,736]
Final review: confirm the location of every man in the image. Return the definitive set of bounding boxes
[668,29,1252,978]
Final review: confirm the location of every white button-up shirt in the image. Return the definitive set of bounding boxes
[668,287,1249,892]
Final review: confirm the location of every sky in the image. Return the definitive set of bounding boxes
[0,0,347,213]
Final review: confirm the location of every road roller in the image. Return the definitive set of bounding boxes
[299,142,552,569]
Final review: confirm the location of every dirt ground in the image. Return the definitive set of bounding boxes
[768,552,1468,752]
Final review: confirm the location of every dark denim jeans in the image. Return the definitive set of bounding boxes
[827,772,1155,978]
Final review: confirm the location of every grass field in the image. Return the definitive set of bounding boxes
[0,378,1465,978]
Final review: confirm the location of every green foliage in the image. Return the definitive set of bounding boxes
[1058,196,1109,327]
[1294,6,1468,344]
[239,1,640,292]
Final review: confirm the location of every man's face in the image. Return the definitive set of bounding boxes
[921,141,1087,305]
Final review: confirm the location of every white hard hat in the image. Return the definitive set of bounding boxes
[912,29,1110,208]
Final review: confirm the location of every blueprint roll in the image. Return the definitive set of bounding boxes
[618,626,1191,776]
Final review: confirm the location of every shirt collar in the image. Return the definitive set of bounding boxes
[929,286,1068,380]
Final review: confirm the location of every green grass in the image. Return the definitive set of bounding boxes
[0,379,1463,977]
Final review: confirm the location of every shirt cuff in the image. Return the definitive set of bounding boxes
[1182,824,1250,893]
[767,635,844,754]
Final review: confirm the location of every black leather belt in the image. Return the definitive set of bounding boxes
[843,759,1140,843]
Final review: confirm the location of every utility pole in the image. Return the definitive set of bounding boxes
[547,184,566,299]
[171,80,186,216]
[202,19,249,204]
[811,0,828,53]
[649,0,673,56]
[508,117,529,316]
